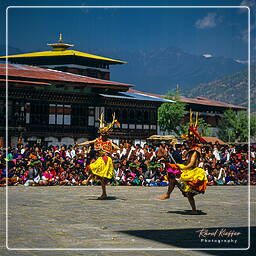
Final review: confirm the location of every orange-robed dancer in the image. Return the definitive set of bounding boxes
[77,113,120,199]
[159,111,208,214]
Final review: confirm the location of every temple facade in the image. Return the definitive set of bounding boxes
[0,35,173,147]
[0,35,246,147]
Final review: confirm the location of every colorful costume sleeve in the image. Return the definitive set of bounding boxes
[166,163,182,177]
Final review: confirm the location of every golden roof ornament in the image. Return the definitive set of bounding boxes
[58,33,63,43]
[47,33,74,51]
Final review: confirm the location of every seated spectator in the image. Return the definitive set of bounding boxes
[225,171,237,185]
[236,169,248,185]
[214,166,227,185]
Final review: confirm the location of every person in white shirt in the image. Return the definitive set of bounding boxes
[65,148,71,158]
[251,149,255,159]
[117,143,127,159]
[127,145,136,160]
[70,146,76,158]
[213,146,220,161]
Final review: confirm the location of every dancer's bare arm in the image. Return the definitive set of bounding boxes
[77,139,96,146]
[182,151,198,170]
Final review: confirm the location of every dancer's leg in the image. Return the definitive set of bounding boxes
[98,178,107,199]
[158,178,176,200]
[187,193,197,213]
[82,173,93,185]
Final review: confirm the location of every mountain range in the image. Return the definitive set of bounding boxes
[90,47,246,94]
[185,66,255,112]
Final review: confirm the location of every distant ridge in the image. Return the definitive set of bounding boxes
[87,47,246,94]
[185,66,255,111]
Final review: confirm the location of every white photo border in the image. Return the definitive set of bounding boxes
[5,5,251,251]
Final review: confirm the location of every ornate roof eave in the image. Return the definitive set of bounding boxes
[0,33,126,64]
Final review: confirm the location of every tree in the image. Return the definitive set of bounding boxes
[158,101,186,135]
[158,89,212,136]
[218,109,256,142]
[251,114,256,140]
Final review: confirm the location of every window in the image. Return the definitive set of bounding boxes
[49,104,71,125]
[115,109,120,120]
[106,108,112,122]
[144,111,149,123]
[13,101,25,123]
[151,125,157,130]
[130,110,135,122]
[122,109,128,123]
[88,116,95,126]
[122,124,128,129]
[25,103,30,124]
[72,105,87,126]
[88,106,95,126]
[136,110,142,124]
[29,103,48,125]
[129,124,135,129]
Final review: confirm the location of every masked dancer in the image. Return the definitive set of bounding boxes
[159,111,208,214]
[77,113,120,199]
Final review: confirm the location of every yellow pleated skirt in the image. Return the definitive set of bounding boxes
[177,164,208,193]
[89,156,114,180]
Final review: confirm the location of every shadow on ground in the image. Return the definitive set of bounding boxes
[87,196,127,201]
[167,210,207,215]
[118,226,253,254]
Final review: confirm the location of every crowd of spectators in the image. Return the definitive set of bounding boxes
[0,140,255,187]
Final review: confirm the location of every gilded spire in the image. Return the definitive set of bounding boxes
[58,33,63,43]
[47,33,74,51]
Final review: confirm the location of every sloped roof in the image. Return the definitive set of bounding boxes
[129,89,246,110]
[0,50,126,64]
[178,96,246,110]
[128,89,175,103]
[0,78,51,86]
[0,64,132,90]
[100,90,175,103]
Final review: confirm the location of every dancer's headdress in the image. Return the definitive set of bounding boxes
[98,112,120,136]
[181,109,207,146]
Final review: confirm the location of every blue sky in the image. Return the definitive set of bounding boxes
[0,0,254,60]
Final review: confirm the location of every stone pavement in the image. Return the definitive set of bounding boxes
[0,185,255,256]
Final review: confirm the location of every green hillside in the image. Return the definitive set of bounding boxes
[185,66,256,112]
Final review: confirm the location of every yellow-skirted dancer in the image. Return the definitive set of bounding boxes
[77,113,120,199]
[159,110,208,214]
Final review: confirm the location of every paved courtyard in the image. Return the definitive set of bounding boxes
[0,185,255,256]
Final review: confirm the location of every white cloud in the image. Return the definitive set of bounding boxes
[202,54,213,58]
[195,13,221,29]
[235,59,248,64]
